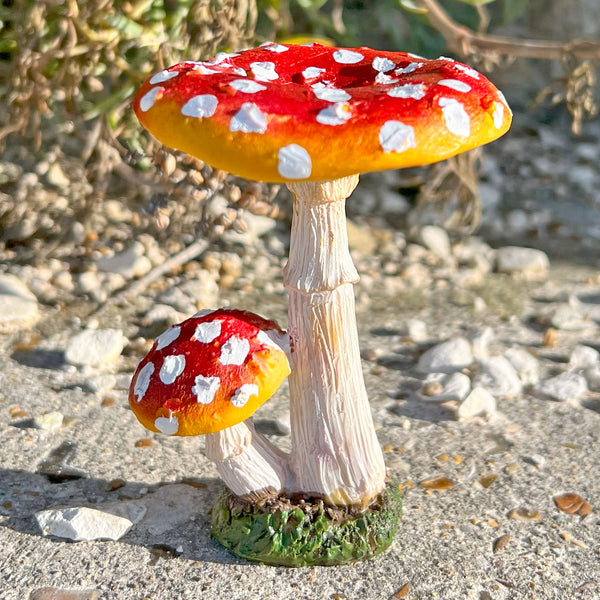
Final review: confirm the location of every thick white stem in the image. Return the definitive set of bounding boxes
[284,177,386,508]
[205,420,287,500]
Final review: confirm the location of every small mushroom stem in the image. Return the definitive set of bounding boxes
[205,420,288,500]
[284,176,387,508]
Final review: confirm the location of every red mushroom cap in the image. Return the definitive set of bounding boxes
[129,308,291,436]
[133,43,511,182]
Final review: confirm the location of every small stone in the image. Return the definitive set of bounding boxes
[508,507,541,521]
[534,372,588,402]
[36,506,135,541]
[95,242,151,279]
[568,345,600,369]
[46,162,70,187]
[469,328,494,360]
[417,337,473,374]
[457,386,496,419]
[403,318,428,342]
[0,273,40,330]
[504,347,540,386]
[33,411,64,431]
[75,270,102,295]
[551,298,589,331]
[496,246,549,280]
[493,534,511,553]
[583,365,600,391]
[417,372,471,403]
[419,225,452,260]
[64,329,125,367]
[401,263,432,288]
[475,356,522,397]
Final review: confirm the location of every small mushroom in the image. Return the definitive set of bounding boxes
[133,43,511,508]
[129,308,291,499]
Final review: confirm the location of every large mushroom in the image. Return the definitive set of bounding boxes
[132,43,511,565]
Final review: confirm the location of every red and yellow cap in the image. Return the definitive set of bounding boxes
[128,308,291,436]
[133,43,512,182]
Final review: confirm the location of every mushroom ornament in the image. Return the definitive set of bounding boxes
[132,43,512,566]
[129,309,291,500]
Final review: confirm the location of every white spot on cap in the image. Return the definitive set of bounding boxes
[498,91,513,115]
[205,52,239,65]
[149,70,178,85]
[278,144,312,180]
[493,101,505,129]
[220,336,250,366]
[387,83,426,100]
[193,320,221,343]
[262,43,288,53]
[333,49,364,64]
[438,79,471,93]
[454,63,480,79]
[439,97,471,137]
[192,374,221,404]
[379,121,416,154]
[229,79,266,93]
[133,362,155,401]
[375,72,398,85]
[250,61,279,81]
[159,354,186,385]
[231,383,259,408]
[155,325,181,351]
[316,102,352,126]
[139,87,163,112]
[372,57,395,72]
[257,329,291,358]
[181,94,218,118]
[155,415,179,435]
[302,67,325,80]
[311,82,351,103]
[191,64,218,75]
[395,62,421,75]
[230,103,268,134]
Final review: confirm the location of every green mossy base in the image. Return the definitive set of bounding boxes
[210,484,401,567]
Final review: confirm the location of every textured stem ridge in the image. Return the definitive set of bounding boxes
[284,177,386,507]
[205,420,287,500]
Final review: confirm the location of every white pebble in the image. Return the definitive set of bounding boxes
[0,273,39,331]
[496,246,549,280]
[65,329,125,367]
[33,411,64,431]
[36,506,137,541]
[475,356,522,397]
[534,372,588,402]
[569,345,600,370]
[457,386,496,419]
[417,372,471,403]
[419,225,452,260]
[504,347,540,386]
[417,337,473,374]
